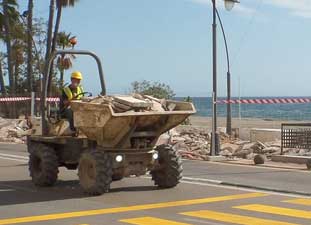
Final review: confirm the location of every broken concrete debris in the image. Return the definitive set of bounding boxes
[166,126,309,161]
[0,117,29,143]
[82,94,175,113]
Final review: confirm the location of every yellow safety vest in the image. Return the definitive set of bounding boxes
[63,86,84,100]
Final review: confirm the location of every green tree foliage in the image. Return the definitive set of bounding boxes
[0,0,79,117]
[0,0,19,96]
[0,0,78,95]
[131,80,175,99]
[56,31,77,86]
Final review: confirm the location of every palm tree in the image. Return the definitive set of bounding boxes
[0,0,18,95]
[56,32,76,86]
[0,54,6,96]
[46,0,78,94]
[45,0,55,63]
[0,53,9,117]
[51,0,78,52]
[0,0,18,118]
[27,0,34,92]
[45,0,55,94]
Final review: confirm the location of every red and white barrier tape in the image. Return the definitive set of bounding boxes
[36,97,60,102]
[1,97,311,104]
[0,97,31,102]
[0,97,60,102]
[217,98,311,104]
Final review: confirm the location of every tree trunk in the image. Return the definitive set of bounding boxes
[27,0,34,92]
[14,63,20,93]
[60,69,64,87]
[3,0,15,95]
[48,3,62,95]
[0,61,9,117]
[0,61,7,96]
[3,0,16,118]
[45,0,55,95]
[51,2,62,53]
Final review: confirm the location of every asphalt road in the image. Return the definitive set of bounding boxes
[0,143,311,225]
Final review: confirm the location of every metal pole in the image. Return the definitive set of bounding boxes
[31,92,35,117]
[210,0,219,156]
[238,76,241,131]
[215,9,232,136]
[211,92,216,156]
[227,71,232,135]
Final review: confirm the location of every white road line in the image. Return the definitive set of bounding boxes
[141,176,307,198]
[0,156,28,162]
[0,153,28,159]
[0,189,14,192]
[183,159,309,173]
[180,180,307,198]
[182,177,222,184]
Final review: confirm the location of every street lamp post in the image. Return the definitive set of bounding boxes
[215,9,231,136]
[210,0,239,156]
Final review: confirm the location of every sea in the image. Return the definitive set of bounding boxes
[174,97,311,121]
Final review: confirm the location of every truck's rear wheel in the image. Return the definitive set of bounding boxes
[78,151,113,195]
[29,143,59,186]
[151,145,183,188]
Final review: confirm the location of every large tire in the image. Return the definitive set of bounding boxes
[78,151,113,195]
[306,159,311,170]
[112,174,123,181]
[151,145,183,188]
[29,143,59,187]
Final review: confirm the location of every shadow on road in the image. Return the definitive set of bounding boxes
[0,179,158,206]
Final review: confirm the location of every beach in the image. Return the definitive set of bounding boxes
[190,116,311,129]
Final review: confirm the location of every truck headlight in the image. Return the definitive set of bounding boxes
[115,155,123,162]
[152,152,159,160]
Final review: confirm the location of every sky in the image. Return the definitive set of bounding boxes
[15,0,311,97]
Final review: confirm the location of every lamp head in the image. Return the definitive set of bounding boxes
[224,0,240,11]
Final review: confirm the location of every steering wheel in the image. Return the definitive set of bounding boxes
[74,92,92,99]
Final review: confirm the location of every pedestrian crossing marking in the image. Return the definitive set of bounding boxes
[234,204,311,219]
[283,198,311,206]
[0,192,267,225]
[120,217,191,225]
[180,210,299,225]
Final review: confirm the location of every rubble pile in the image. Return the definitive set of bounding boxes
[0,117,29,143]
[170,127,210,160]
[170,126,293,161]
[83,94,171,113]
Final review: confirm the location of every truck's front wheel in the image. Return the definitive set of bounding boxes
[151,145,183,188]
[29,143,59,187]
[78,151,113,195]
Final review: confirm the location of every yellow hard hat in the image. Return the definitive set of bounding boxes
[71,71,83,80]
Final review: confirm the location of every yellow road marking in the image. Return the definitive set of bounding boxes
[120,216,191,225]
[180,210,299,225]
[234,204,311,219]
[0,192,267,225]
[284,198,311,206]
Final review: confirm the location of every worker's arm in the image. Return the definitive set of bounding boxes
[62,94,80,107]
[60,91,72,110]
[62,99,71,108]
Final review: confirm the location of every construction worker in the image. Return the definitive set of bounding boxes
[60,71,84,132]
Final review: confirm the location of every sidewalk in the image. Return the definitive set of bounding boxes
[182,159,311,196]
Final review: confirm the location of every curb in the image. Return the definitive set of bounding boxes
[183,159,309,172]
[182,177,311,197]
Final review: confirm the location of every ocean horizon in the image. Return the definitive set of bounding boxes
[174,97,311,121]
